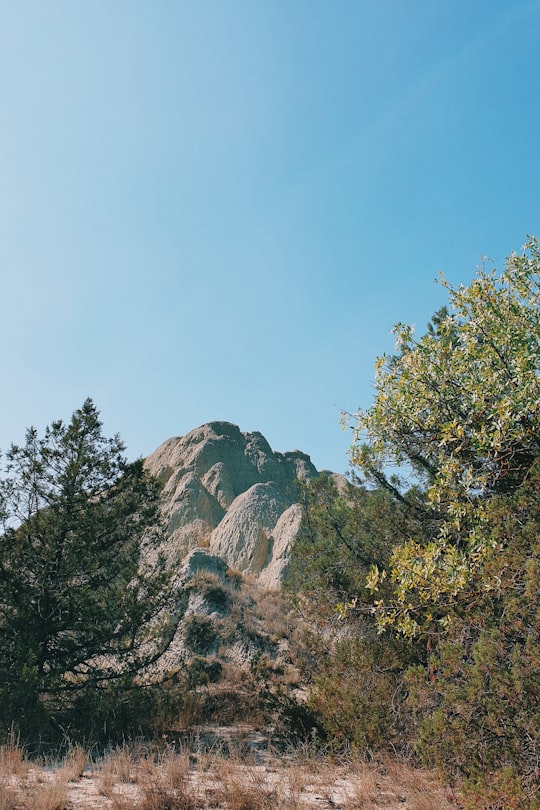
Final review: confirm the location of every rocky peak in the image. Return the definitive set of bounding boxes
[145,422,318,589]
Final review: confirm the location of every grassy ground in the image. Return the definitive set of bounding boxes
[0,736,461,810]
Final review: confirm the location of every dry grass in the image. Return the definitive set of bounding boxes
[0,768,69,810]
[22,778,69,810]
[136,747,196,810]
[0,739,30,779]
[0,740,86,810]
[341,757,460,810]
[249,589,295,643]
[57,745,87,782]
[212,756,278,809]
[185,570,224,591]
[0,738,28,810]
[0,739,462,809]
[98,745,138,796]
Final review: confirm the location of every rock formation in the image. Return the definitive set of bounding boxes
[145,421,318,590]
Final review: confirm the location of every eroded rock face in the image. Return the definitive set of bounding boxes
[145,422,318,589]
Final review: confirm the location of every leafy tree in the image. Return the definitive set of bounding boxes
[348,239,540,804]
[351,238,540,636]
[0,399,174,743]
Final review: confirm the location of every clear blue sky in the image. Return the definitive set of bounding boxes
[1,1,539,474]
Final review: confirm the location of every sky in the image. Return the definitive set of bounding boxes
[1,1,540,474]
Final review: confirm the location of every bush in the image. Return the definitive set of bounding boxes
[406,466,540,807]
[183,615,218,656]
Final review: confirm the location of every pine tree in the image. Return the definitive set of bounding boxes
[0,399,173,743]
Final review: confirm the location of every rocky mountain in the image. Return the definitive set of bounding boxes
[145,421,319,590]
[142,422,323,688]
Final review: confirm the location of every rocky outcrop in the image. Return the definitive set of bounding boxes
[145,421,318,589]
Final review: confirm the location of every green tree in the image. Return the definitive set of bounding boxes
[0,399,174,743]
[349,239,540,804]
[352,238,540,636]
[290,473,426,615]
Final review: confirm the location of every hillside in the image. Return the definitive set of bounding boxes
[142,421,323,709]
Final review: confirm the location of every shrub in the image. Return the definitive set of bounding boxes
[183,615,218,656]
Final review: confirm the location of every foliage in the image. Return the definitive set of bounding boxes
[305,627,416,753]
[183,614,218,656]
[406,464,540,805]
[62,673,187,746]
[346,238,540,803]
[288,474,424,752]
[351,237,540,636]
[0,399,174,744]
[289,473,421,615]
